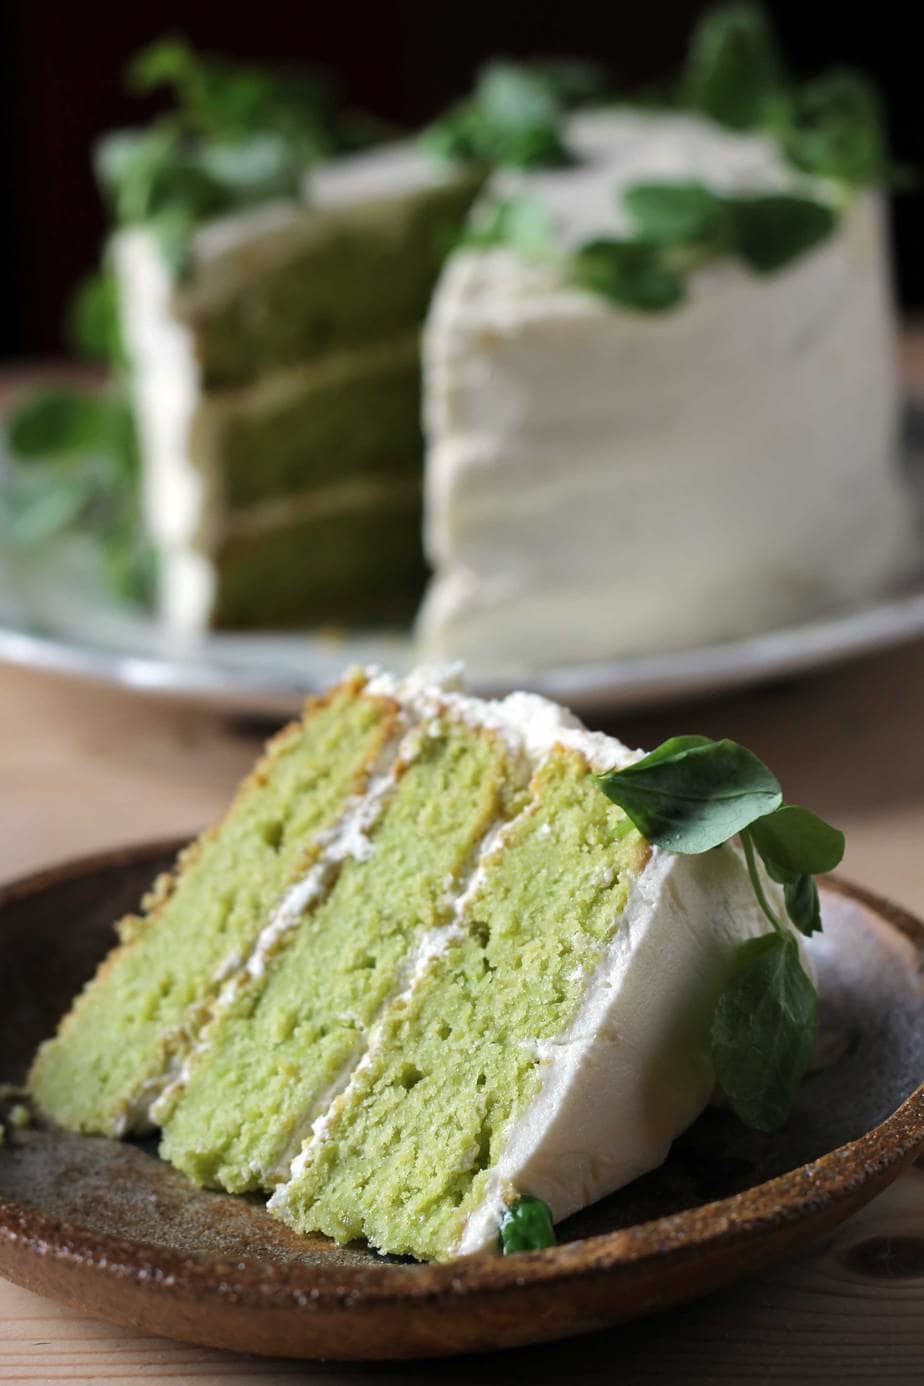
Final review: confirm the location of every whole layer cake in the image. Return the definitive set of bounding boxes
[418,106,910,672]
[29,667,807,1261]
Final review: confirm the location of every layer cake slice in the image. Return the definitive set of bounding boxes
[30,667,796,1260]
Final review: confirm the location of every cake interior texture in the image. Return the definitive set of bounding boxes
[29,668,782,1261]
[115,152,484,632]
[277,750,648,1260]
[28,675,395,1135]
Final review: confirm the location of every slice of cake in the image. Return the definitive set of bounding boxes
[114,143,483,634]
[417,102,909,673]
[30,667,820,1261]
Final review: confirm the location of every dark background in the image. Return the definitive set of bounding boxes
[1,1,920,361]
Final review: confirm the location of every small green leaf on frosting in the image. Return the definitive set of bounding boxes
[462,194,554,256]
[596,736,782,852]
[572,239,685,311]
[623,180,728,246]
[711,931,818,1131]
[423,62,571,170]
[499,1195,556,1253]
[685,2,784,132]
[780,70,888,186]
[728,194,837,273]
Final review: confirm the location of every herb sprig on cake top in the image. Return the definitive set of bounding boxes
[456,2,889,311]
[597,738,844,1134]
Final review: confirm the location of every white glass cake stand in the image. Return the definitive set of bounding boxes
[1,409,922,717]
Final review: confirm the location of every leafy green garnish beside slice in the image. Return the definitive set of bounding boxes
[596,736,782,852]
[498,1196,556,1253]
[685,2,783,132]
[711,931,818,1132]
[572,239,685,311]
[727,194,837,273]
[747,805,845,883]
[596,735,843,1131]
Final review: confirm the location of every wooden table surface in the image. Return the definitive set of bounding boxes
[1,348,924,1380]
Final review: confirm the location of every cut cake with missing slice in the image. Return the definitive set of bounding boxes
[30,667,789,1260]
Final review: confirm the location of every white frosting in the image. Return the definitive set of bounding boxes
[455,843,787,1253]
[418,108,911,675]
[308,140,460,208]
[112,228,215,636]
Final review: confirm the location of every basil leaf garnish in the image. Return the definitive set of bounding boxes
[728,194,837,273]
[748,805,845,883]
[6,390,122,459]
[685,2,783,132]
[462,195,554,256]
[623,181,727,247]
[780,70,887,186]
[596,737,782,852]
[498,1195,556,1253]
[596,735,842,1130]
[423,62,571,170]
[711,932,818,1131]
[783,875,823,937]
[572,240,685,312]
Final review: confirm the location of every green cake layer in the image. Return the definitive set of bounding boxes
[29,677,399,1135]
[209,483,426,628]
[275,750,648,1260]
[176,170,484,388]
[159,718,523,1192]
[194,337,423,513]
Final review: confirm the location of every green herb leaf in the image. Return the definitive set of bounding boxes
[498,1195,556,1253]
[528,58,610,109]
[67,269,123,365]
[423,62,571,169]
[711,931,817,1131]
[1,469,93,546]
[572,239,685,311]
[782,874,823,937]
[623,180,727,246]
[596,736,782,853]
[685,2,784,132]
[127,36,333,158]
[729,194,837,273]
[780,70,887,186]
[748,805,845,883]
[461,194,554,256]
[6,389,121,459]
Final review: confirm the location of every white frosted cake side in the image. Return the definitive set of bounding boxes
[418,110,910,674]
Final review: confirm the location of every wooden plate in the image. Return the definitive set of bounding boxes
[1,843,922,1361]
